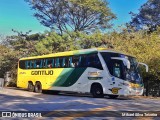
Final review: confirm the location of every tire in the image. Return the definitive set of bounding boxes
[108,95,119,99]
[28,82,34,92]
[35,82,42,93]
[91,84,104,98]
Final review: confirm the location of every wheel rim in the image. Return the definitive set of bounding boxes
[35,83,41,92]
[96,89,101,95]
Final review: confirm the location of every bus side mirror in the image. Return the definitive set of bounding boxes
[111,57,130,69]
[138,62,148,72]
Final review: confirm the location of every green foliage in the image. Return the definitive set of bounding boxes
[26,33,45,41]
[0,45,19,78]
[25,0,116,35]
[35,32,80,54]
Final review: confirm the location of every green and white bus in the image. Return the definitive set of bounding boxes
[17,48,148,98]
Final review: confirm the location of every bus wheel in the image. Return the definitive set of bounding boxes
[108,95,119,99]
[28,82,34,92]
[91,84,104,98]
[35,82,42,93]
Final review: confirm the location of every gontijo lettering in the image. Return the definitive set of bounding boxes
[31,70,53,75]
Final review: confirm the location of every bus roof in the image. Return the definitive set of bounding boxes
[19,48,130,60]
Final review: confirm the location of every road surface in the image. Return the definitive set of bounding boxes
[0,87,160,120]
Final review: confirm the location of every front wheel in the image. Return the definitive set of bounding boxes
[35,82,42,93]
[91,84,104,98]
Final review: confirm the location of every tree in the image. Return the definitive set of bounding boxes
[130,0,160,31]
[35,32,80,54]
[25,0,116,35]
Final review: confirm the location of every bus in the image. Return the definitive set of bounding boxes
[17,48,148,98]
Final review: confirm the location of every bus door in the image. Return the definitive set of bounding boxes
[109,60,124,94]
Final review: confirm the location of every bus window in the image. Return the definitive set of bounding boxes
[89,54,103,70]
[36,60,41,69]
[42,59,46,68]
[33,60,37,68]
[19,60,25,69]
[47,58,54,68]
[25,61,29,69]
[69,57,74,67]
[113,62,121,78]
[65,57,70,67]
[39,59,43,68]
[55,58,60,68]
[73,56,80,67]
[79,55,87,67]
[52,59,54,68]
[59,58,63,68]
[61,58,66,67]
[45,59,48,68]
[29,60,34,69]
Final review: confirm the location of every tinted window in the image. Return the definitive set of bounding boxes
[35,59,41,69]
[73,56,81,67]
[19,54,102,69]
[101,52,125,79]
[90,54,103,69]
[78,54,103,70]
[19,60,25,69]
[46,59,54,68]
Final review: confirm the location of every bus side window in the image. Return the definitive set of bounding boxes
[94,55,103,70]
[40,59,43,68]
[25,61,29,69]
[79,55,87,67]
[30,60,34,69]
[86,55,91,67]
[36,60,41,69]
[89,54,103,70]
[73,56,80,67]
[42,59,46,68]
[65,57,69,67]
[52,58,54,68]
[61,58,66,67]
[33,60,36,68]
[59,58,63,68]
[69,57,74,67]
[19,60,25,69]
[45,59,48,68]
[55,58,60,68]
[47,58,53,68]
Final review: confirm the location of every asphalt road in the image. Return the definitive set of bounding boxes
[0,88,160,120]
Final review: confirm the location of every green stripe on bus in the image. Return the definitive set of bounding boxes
[53,68,87,87]
[53,68,74,86]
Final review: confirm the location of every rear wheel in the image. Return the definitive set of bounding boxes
[35,82,42,93]
[108,95,119,99]
[28,82,34,92]
[91,84,104,98]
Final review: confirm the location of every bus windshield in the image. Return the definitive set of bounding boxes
[125,56,142,84]
[101,52,142,84]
